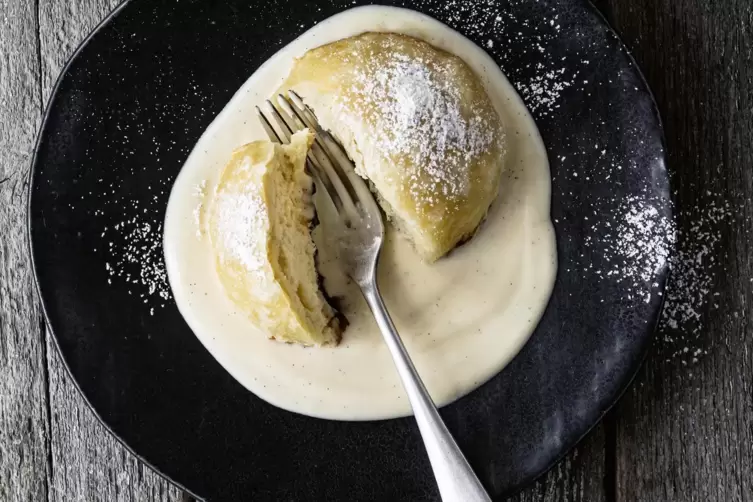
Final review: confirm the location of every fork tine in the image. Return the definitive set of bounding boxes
[288,90,321,132]
[275,96,307,131]
[274,94,360,221]
[282,92,363,210]
[277,96,340,180]
[319,130,382,218]
[271,97,351,215]
[256,105,283,144]
[257,98,348,215]
[262,100,295,143]
[317,129,381,216]
[287,92,351,169]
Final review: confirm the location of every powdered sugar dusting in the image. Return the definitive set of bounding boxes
[516,66,574,117]
[573,193,675,305]
[103,216,171,309]
[410,0,582,118]
[658,198,734,364]
[607,196,675,303]
[80,60,215,314]
[620,200,673,286]
[332,34,501,209]
[213,185,268,274]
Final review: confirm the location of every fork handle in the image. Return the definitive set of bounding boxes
[360,282,492,502]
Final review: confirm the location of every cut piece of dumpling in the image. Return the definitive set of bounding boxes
[207,130,342,346]
[282,32,507,262]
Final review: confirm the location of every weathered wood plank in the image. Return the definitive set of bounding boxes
[46,342,189,501]
[38,0,121,103]
[609,1,753,501]
[0,0,51,500]
[511,424,607,502]
[38,0,187,500]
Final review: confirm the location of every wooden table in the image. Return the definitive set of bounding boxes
[1,0,751,500]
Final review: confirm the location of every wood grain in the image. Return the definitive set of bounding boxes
[38,0,186,500]
[511,425,607,502]
[38,0,121,103]
[45,341,188,501]
[0,0,50,500]
[609,1,753,501]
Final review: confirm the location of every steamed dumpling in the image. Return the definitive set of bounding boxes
[207,130,342,346]
[282,32,507,261]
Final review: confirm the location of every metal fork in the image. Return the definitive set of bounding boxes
[257,91,492,502]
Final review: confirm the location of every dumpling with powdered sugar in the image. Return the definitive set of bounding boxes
[282,32,507,262]
[207,130,343,346]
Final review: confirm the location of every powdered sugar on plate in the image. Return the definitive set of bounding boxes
[102,211,171,310]
[412,0,580,118]
[562,189,675,306]
[598,195,674,303]
[82,65,215,314]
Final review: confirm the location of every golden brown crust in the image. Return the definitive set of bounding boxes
[283,32,507,261]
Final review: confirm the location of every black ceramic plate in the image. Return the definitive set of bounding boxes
[29,0,671,500]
